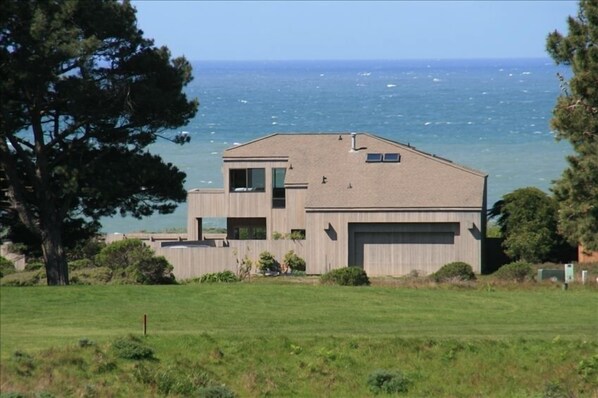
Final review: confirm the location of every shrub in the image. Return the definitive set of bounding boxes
[68,258,94,270]
[66,238,106,262]
[493,261,534,282]
[321,267,370,286]
[69,267,112,285]
[283,250,306,272]
[0,256,16,278]
[257,251,279,273]
[96,239,174,284]
[112,336,154,360]
[366,369,410,394]
[132,256,175,284]
[199,271,239,283]
[432,261,475,282]
[0,270,45,286]
[24,262,44,271]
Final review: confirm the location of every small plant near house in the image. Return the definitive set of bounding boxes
[431,261,476,282]
[321,267,370,286]
[199,271,239,283]
[257,251,279,273]
[492,261,534,282]
[95,239,175,284]
[366,369,411,394]
[237,254,253,280]
[283,250,306,272]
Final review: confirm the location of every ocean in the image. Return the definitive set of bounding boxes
[100,58,571,233]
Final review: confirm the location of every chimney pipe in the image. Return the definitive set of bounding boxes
[350,132,357,152]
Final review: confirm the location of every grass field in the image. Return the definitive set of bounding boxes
[1,282,597,397]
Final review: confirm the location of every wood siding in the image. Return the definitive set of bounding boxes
[155,239,306,280]
[305,210,483,275]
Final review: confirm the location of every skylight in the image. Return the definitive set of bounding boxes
[366,153,383,162]
[383,153,401,162]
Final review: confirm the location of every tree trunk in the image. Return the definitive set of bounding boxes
[41,223,69,286]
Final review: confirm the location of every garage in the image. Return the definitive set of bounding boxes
[348,223,459,276]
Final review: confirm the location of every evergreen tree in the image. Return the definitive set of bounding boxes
[0,0,198,285]
[489,187,563,263]
[546,0,598,251]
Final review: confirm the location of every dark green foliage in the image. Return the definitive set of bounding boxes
[112,336,154,360]
[66,239,106,262]
[258,251,279,273]
[577,354,598,381]
[68,258,93,270]
[366,369,410,394]
[432,262,476,282]
[24,262,44,271]
[283,250,306,272]
[199,271,239,283]
[489,187,566,263]
[0,256,16,277]
[0,0,198,285]
[96,239,174,284]
[320,267,370,286]
[493,261,534,282]
[546,1,598,251]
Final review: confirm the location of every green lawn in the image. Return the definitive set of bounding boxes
[1,283,597,397]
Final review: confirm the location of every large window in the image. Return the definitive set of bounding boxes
[229,168,265,192]
[272,168,286,208]
[227,218,267,240]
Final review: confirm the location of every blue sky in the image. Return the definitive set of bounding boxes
[133,1,577,61]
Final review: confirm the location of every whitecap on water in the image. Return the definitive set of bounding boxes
[432,78,441,82]
[522,72,531,75]
[233,142,241,146]
[386,84,396,88]
[210,152,218,155]
[239,99,248,104]
[424,122,432,126]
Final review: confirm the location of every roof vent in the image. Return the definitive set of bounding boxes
[350,132,357,152]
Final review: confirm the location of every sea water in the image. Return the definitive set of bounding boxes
[101,58,571,233]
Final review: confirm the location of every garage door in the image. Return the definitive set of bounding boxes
[349,223,458,276]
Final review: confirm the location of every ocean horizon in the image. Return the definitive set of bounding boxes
[100,58,571,233]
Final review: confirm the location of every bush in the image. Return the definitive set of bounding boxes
[257,251,279,273]
[493,261,533,282]
[112,336,154,360]
[95,239,174,284]
[198,271,239,283]
[366,369,410,394]
[0,256,16,278]
[0,270,45,286]
[68,258,94,270]
[283,250,306,272]
[69,267,113,285]
[321,267,370,286]
[66,238,106,262]
[432,261,475,282]
[24,262,44,271]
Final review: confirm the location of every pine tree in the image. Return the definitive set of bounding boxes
[0,0,198,284]
[546,0,598,251]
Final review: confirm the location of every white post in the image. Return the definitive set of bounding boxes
[581,270,588,284]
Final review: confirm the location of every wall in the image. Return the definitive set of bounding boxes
[154,239,306,280]
[305,210,483,275]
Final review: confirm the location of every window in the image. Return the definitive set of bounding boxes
[227,218,267,240]
[383,153,401,162]
[290,229,306,240]
[229,168,265,192]
[272,168,286,208]
[366,153,383,162]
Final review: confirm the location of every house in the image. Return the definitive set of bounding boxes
[178,132,487,277]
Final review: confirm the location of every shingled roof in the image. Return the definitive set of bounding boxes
[224,133,486,209]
